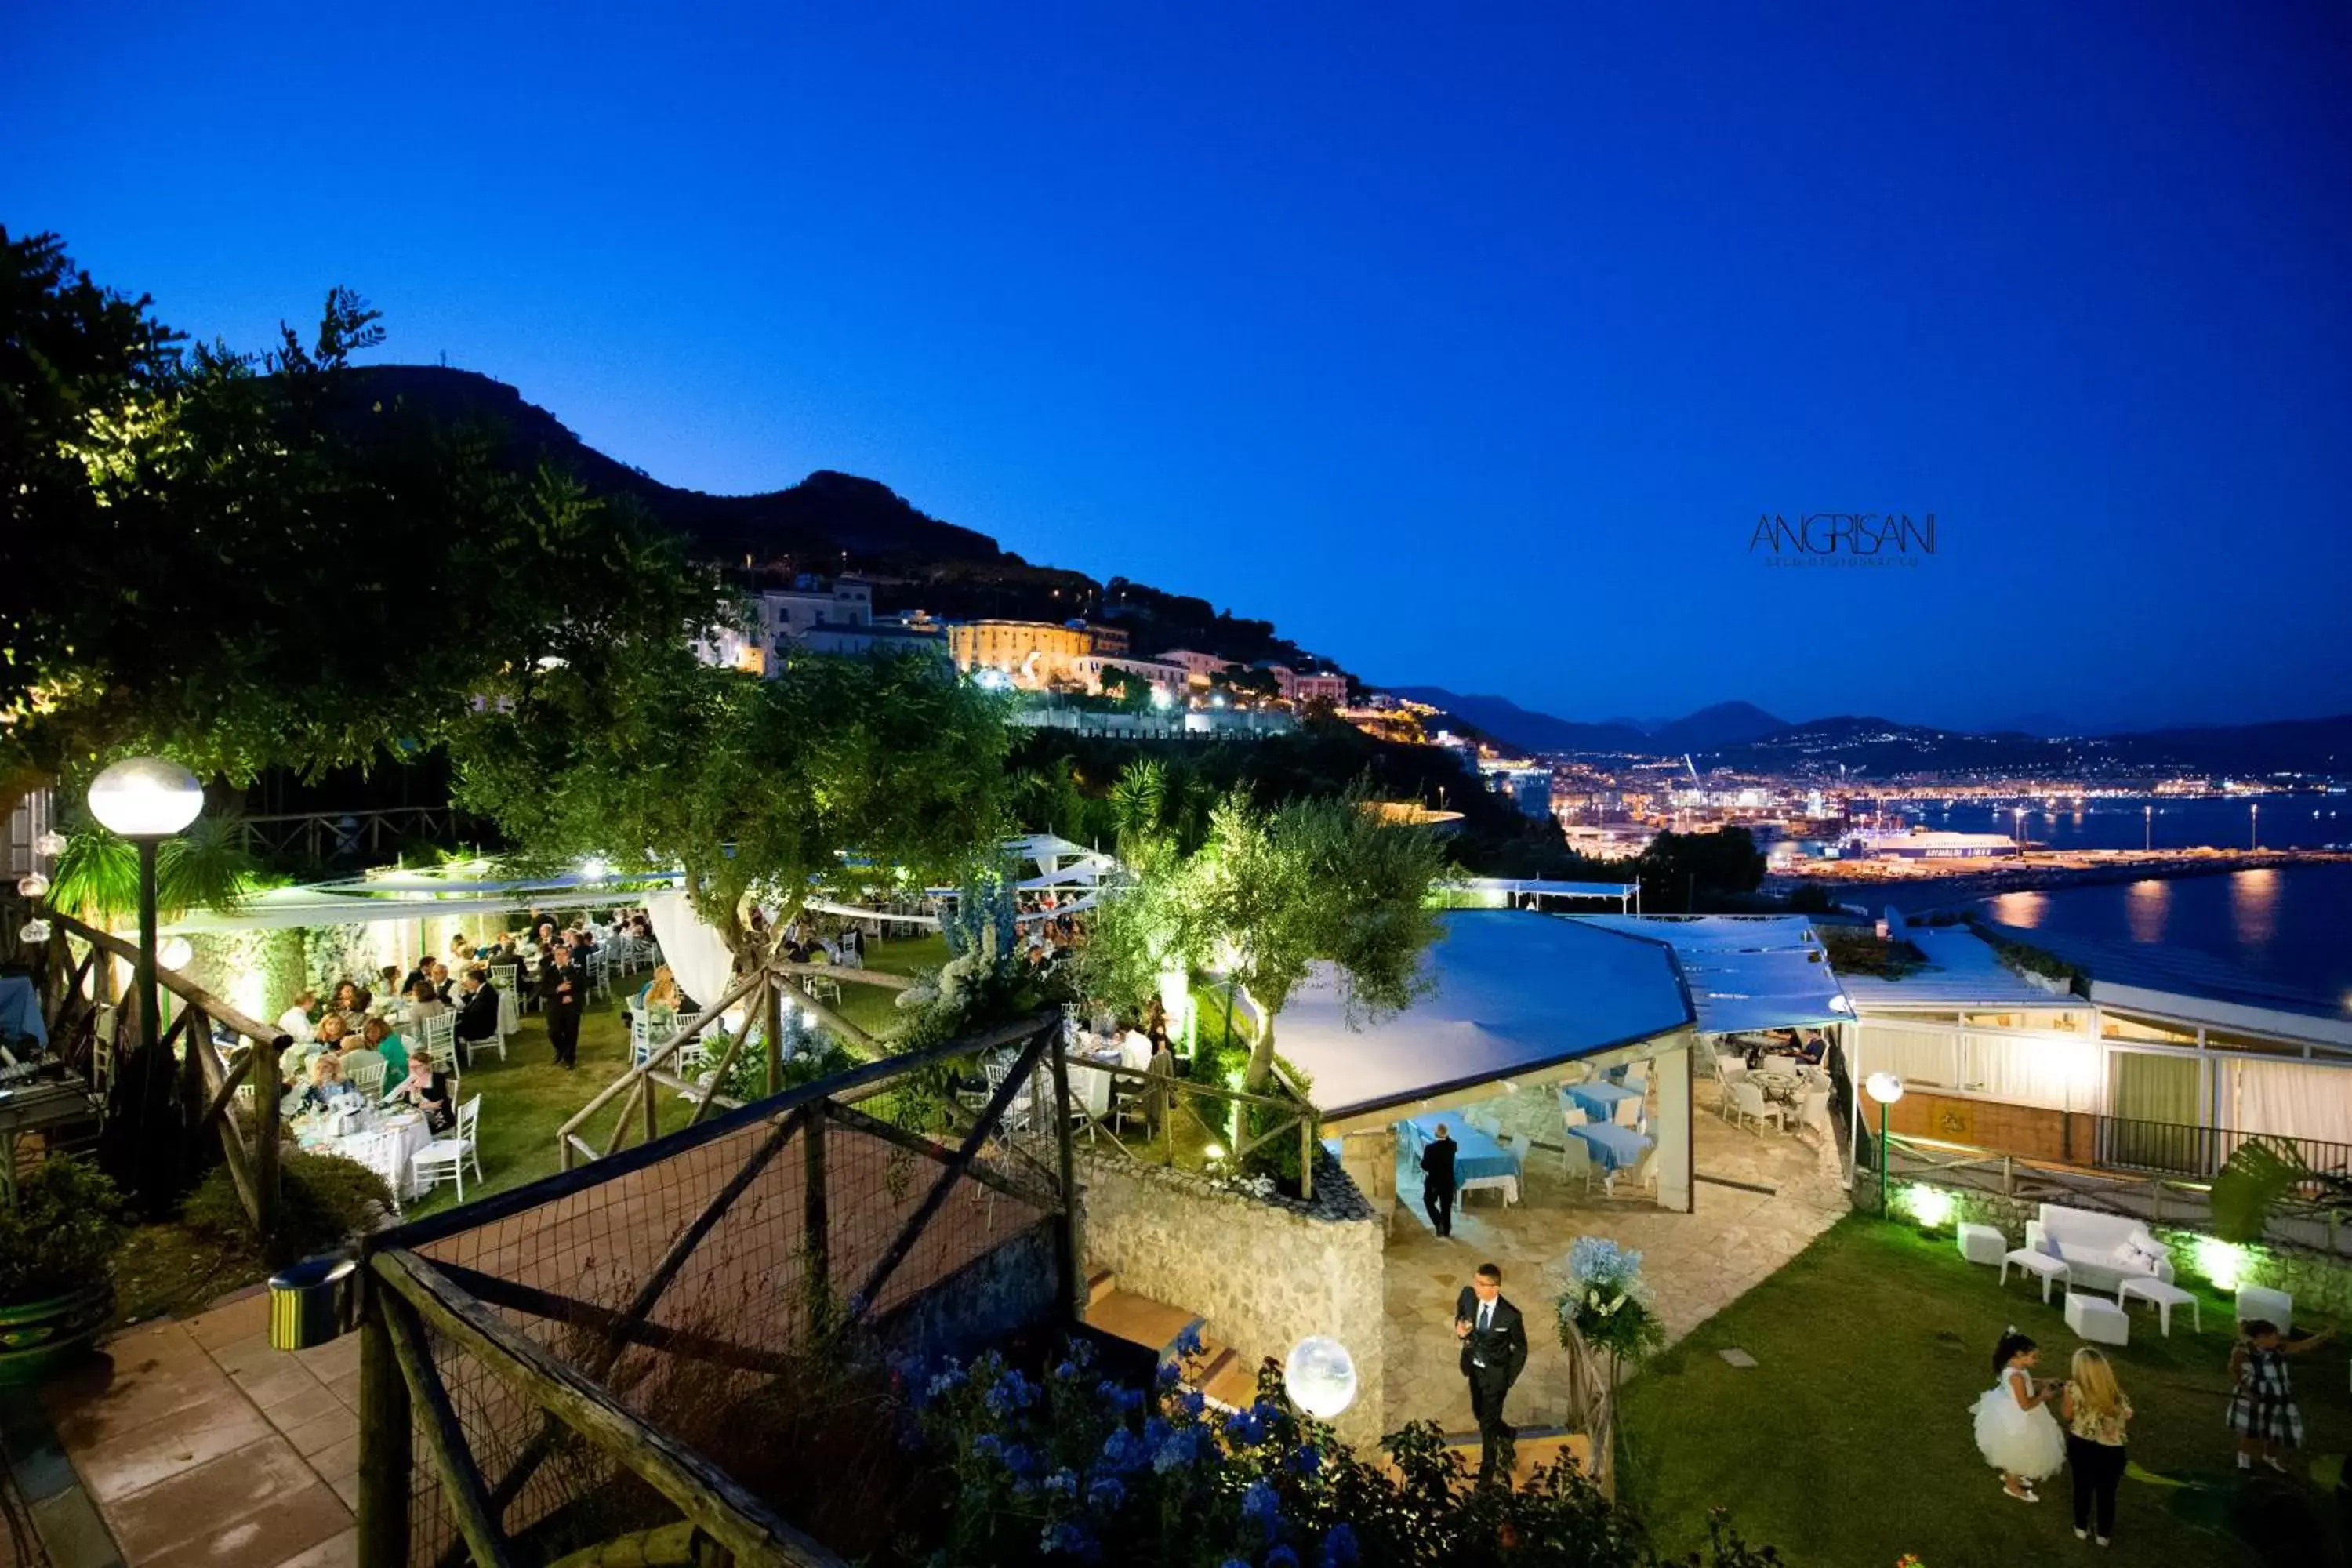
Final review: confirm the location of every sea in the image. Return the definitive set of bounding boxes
[1867,794,2352,1003]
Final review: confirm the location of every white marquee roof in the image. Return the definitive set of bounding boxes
[1572,914,1855,1035]
[1276,909,1693,1130]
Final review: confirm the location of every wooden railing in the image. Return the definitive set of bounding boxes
[1062,1054,1319,1200]
[359,1010,1074,1568]
[234,804,484,863]
[40,911,288,1233]
[554,962,915,1171]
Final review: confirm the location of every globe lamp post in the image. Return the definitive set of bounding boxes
[1864,1072,1904,1218]
[85,758,205,1073]
[1283,1335,1358,1421]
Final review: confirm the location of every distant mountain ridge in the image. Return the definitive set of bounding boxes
[1392,685,2352,778]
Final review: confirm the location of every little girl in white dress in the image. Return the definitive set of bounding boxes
[1973,1328,2067,1501]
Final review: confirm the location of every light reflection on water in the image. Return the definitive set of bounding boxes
[2230,867,2279,949]
[2125,878,2169,944]
[1986,890,2048,928]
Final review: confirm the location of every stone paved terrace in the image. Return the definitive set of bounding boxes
[1381,1076,1851,1435]
[38,1289,358,1567]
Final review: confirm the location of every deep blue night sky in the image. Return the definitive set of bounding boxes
[9,3,2349,733]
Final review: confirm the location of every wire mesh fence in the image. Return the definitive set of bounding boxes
[362,1011,1074,1567]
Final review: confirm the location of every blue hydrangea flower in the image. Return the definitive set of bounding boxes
[1241,1478,1281,1534]
[1267,1548,1301,1568]
[1224,1407,1268,1446]
[1287,1444,1321,1475]
[1156,1359,1181,1388]
[1320,1522,1359,1566]
[971,1432,1004,1463]
[1176,1389,1206,1418]
[985,1369,1036,1417]
[923,1366,966,1404]
[1001,1442,1041,1478]
[1041,1521,1094,1556]
[1153,1425,1208,1474]
[1044,1467,1078,1497]
[1098,1428,1147,1475]
[1174,1323,1205,1357]
[1142,1417,1173,1450]
[1086,1475,1126,1512]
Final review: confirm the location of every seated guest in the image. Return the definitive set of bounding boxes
[1795,1029,1827,1067]
[375,966,403,1006]
[400,957,431,997]
[329,980,368,1029]
[1120,1018,1154,1072]
[337,1029,386,1087]
[425,958,455,1004]
[405,977,449,1022]
[455,966,501,1048]
[362,1016,409,1082]
[449,934,477,967]
[277,990,318,1045]
[282,1051,345,1117]
[306,1012,350,1066]
[637,966,681,1025]
[387,1053,456,1134]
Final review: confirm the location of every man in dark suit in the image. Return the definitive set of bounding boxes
[455,966,502,1053]
[1419,1122,1459,1238]
[1455,1262,1527,1486]
[540,945,583,1069]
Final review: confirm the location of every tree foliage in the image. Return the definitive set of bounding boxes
[451,646,1014,962]
[1635,828,1766,913]
[0,227,721,815]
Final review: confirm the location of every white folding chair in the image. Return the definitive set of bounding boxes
[346,1057,387,1099]
[1795,1087,1833,1141]
[1613,1094,1644,1129]
[1563,1102,1588,1129]
[420,1013,459,1074]
[463,1016,506,1066]
[587,949,612,1002]
[412,1095,483,1200]
[339,1127,405,1214]
[489,964,523,1029]
[1729,1080,1786,1134]
[1561,1130,1595,1193]
[1630,1145,1660,1198]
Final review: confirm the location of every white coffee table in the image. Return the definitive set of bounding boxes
[2067,1291,2129,1347]
[2002,1248,2070,1304]
[1956,1222,2005,1267]
[2117,1276,2200,1337]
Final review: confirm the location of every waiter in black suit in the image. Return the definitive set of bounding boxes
[1454,1261,1528,1486]
[540,944,584,1069]
[1419,1122,1459,1238]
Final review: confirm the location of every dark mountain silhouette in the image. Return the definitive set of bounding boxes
[1649,702,1786,753]
[354,366,1007,567]
[1385,689,1650,754]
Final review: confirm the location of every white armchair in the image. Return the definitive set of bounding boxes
[1728,1080,1786,1134]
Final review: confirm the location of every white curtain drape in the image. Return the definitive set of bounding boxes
[644,891,737,1020]
[2229,1060,2352,1149]
[1967,1031,2101,1112]
[1857,1021,1963,1092]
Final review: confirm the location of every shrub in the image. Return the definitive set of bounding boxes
[0,1157,126,1304]
[184,1149,392,1265]
[902,1336,1782,1566]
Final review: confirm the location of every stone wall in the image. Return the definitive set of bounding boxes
[1077,1151,1385,1447]
[880,1218,1065,1365]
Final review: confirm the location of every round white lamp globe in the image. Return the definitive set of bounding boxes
[86,757,205,839]
[34,829,68,858]
[16,873,49,899]
[1283,1335,1358,1420]
[1864,1071,1905,1105]
[158,936,195,971]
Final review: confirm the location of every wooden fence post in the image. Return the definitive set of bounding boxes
[256,1036,281,1237]
[804,1104,829,1323]
[1048,1032,1080,1321]
[358,1287,414,1568]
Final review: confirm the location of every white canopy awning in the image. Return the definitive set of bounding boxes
[1571,915,1853,1035]
[1276,909,1694,1131]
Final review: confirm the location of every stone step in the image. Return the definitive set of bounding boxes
[1197,1345,1263,1411]
[1378,1426,1595,1492]
[1084,1265,1118,1310]
[1083,1287,1203,1361]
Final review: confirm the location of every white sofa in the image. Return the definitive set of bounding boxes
[2026,1203,2175,1294]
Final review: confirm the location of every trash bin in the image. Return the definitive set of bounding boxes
[267,1257,359,1352]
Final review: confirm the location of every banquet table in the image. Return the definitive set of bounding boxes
[1567,1120,1653,1176]
[1065,1037,1126,1119]
[295,1102,435,1200]
[1403,1116,1520,1205]
[1563,1081,1640,1123]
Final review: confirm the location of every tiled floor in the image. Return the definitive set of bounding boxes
[1381,1079,1852,1435]
[40,1292,359,1568]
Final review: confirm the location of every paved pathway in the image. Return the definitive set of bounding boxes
[38,1290,358,1567]
[1381,1080,1851,1435]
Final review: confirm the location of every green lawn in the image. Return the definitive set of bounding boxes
[1617,1215,2349,1566]
[403,934,948,1220]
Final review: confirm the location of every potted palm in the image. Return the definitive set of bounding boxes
[0,1157,125,1384]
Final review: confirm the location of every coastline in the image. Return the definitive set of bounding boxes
[1765,846,2352,913]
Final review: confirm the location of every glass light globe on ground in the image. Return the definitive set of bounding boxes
[1864,1071,1905,1105]
[1284,1335,1358,1419]
[86,757,204,838]
[158,936,195,971]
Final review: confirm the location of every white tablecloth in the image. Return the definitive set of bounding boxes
[305,1112,435,1199]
